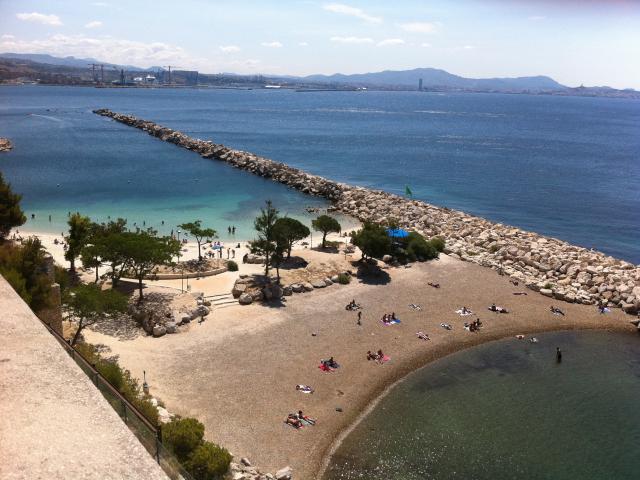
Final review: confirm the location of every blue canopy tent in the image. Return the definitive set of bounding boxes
[386,228,409,239]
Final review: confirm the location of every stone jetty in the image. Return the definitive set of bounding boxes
[93,109,640,314]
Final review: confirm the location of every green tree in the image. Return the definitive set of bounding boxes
[81,219,128,283]
[185,441,232,480]
[65,213,92,273]
[178,220,217,261]
[249,200,279,275]
[351,222,392,260]
[64,283,128,346]
[119,231,180,302]
[0,237,52,311]
[163,417,205,462]
[0,172,26,240]
[273,217,310,259]
[312,215,341,249]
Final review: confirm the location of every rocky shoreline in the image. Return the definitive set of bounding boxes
[0,137,12,152]
[93,109,640,314]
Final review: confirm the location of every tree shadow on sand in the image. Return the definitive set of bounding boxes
[354,261,391,285]
[87,312,142,341]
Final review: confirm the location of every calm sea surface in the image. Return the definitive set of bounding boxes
[0,86,638,259]
[324,331,640,480]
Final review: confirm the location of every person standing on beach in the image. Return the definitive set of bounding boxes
[232,249,235,258]
[357,311,362,326]
[556,347,562,363]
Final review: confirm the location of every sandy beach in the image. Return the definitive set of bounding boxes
[78,249,635,479]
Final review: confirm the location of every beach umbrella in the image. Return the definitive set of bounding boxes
[386,228,409,239]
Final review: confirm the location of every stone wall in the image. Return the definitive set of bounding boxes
[93,109,640,313]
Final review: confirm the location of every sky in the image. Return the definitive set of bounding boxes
[0,0,639,89]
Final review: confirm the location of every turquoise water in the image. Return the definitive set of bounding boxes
[324,331,640,480]
[0,86,638,260]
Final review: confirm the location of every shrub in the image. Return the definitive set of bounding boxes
[489,244,500,254]
[185,441,232,480]
[163,417,205,462]
[97,360,125,391]
[544,282,553,290]
[429,236,446,252]
[337,273,351,284]
[406,232,438,261]
[54,265,71,293]
[226,260,238,272]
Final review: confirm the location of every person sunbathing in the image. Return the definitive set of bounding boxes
[391,312,397,321]
[416,331,430,340]
[377,349,384,360]
[324,357,338,369]
[297,411,316,425]
[382,314,390,324]
[428,282,441,288]
[550,306,565,316]
[286,414,302,429]
[296,385,314,394]
[367,350,376,361]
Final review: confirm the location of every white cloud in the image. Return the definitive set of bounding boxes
[463,45,475,49]
[298,42,309,47]
[1,34,16,40]
[330,36,374,44]
[16,12,62,26]
[219,45,241,53]
[84,21,102,29]
[399,22,437,34]
[421,42,432,48]
[261,41,283,48]
[377,38,405,47]
[323,3,382,24]
[529,15,546,21]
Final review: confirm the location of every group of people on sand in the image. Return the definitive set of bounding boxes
[465,318,483,332]
[381,312,398,324]
[366,349,386,363]
[285,410,316,429]
[320,357,339,371]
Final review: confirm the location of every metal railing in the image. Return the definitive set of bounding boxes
[38,320,194,480]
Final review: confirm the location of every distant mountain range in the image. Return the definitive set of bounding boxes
[0,53,149,71]
[302,68,565,91]
[1,52,637,96]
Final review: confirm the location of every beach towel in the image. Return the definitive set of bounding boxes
[381,319,401,325]
[408,304,422,310]
[456,309,474,316]
[440,323,452,330]
[318,364,334,372]
[300,416,316,426]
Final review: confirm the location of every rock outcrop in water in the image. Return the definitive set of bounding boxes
[93,109,640,313]
[0,138,13,152]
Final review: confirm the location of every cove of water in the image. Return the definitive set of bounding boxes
[324,331,640,480]
[0,86,638,260]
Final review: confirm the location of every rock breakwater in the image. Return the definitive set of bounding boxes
[93,109,640,313]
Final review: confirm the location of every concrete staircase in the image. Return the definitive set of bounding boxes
[206,293,237,310]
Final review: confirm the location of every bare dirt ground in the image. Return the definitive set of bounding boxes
[84,254,635,479]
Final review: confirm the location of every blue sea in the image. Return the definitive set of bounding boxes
[0,86,638,261]
[324,331,640,480]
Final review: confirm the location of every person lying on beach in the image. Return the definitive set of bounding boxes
[513,292,528,296]
[440,323,452,330]
[409,303,422,310]
[345,299,361,311]
[321,357,339,369]
[416,331,431,341]
[550,306,565,316]
[456,307,474,316]
[297,410,316,425]
[366,350,376,361]
[530,337,539,343]
[296,384,314,394]
[428,282,441,288]
[598,305,611,314]
[488,304,509,314]
[465,318,482,332]
[285,414,303,429]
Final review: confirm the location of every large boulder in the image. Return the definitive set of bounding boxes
[291,283,304,293]
[238,293,253,305]
[275,466,293,480]
[152,325,166,337]
[232,282,247,298]
[165,321,177,334]
[302,282,314,292]
[282,286,293,296]
[311,279,327,288]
